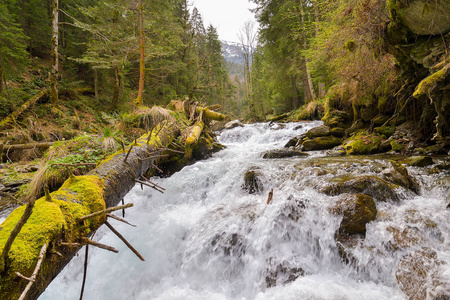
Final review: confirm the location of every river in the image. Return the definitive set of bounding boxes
[39,121,449,300]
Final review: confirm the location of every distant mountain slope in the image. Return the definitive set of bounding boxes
[222,41,244,79]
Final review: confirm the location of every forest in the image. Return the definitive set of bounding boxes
[0,0,449,299]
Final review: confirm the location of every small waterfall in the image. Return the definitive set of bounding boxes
[39,122,449,300]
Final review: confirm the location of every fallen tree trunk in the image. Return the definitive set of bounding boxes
[0,89,49,130]
[0,120,180,300]
[0,141,57,156]
[195,107,227,121]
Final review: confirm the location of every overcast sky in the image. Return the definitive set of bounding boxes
[191,0,257,43]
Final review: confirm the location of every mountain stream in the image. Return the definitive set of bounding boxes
[39,121,449,300]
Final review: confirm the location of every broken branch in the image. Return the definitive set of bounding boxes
[0,197,36,273]
[81,238,118,253]
[18,243,48,300]
[104,221,145,261]
[77,203,134,222]
[106,213,137,227]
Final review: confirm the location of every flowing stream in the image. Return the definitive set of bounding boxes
[39,122,449,300]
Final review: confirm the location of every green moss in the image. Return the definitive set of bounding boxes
[390,140,404,152]
[374,126,395,137]
[344,131,383,155]
[413,64,450,98]
[0,200,66,272]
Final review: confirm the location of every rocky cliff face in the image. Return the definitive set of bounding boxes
[385,0,450,147]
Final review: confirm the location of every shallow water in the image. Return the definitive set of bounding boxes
[39,122,449,300]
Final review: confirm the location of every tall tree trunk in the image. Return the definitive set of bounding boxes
[134,0,145,107]
[291,75,299,109]
[94,68,99,102]
[50,0,59,106]
[300,0,316,103]
[313,0,326,98]
[113,65,120,110]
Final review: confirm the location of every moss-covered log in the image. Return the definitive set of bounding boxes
[195,107,227,121]
[0,120,180,300]
[0,89,48,130]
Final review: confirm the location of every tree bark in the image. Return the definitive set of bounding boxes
[299,0,316,103]
[291,75,299,109]
[134,0,145,107]
[112,65,120,110]
[50,0,59,107]
[0,120,180,300]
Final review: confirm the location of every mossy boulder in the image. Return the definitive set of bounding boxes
[331,194,377,235]
[402,156,434,167]
[262,150,309,159]
[330,127,346,137]
[343,131,383,155]
[374,126,395,137]
[390,140,405,152]
[385,160,420,194]
[322,110,351,128]
[320,175,399,202]
[388,0,450,36]
[301,136,342,151]
[305,125,331,139]
[372,115,391,126]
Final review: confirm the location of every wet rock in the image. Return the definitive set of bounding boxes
[265,257,305,288]
[336,234,360,265]
[385,161,420,194]
[330,127,345,137]
[305,125,331,139]
[294,124,303,130]
[386,226,424,251]
[301,136,342,151]
[403,156,434,167]
[320,175,399,202]
[262,150,309,159]
[242,170,263,194]
[269,123,286,130]
[396,248,450,300]
[192,137,224,161]
[331,194,377,235]
[211,232,246,257]
[224,120,244,130]
[284,137,299,148]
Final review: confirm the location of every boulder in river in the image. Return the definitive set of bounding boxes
[320,175,399,202]
[301,136,342,151]
[305,125,331,139]
[396,248,450,300]
[331,194,377,236]
[224,120,244,130]
[242,169,263,194]
[262,150,309,159]
[384,160,420,194]
[265,257,305,288]
[402,156,434,167]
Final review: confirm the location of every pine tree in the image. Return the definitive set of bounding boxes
[0,3,29,92]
